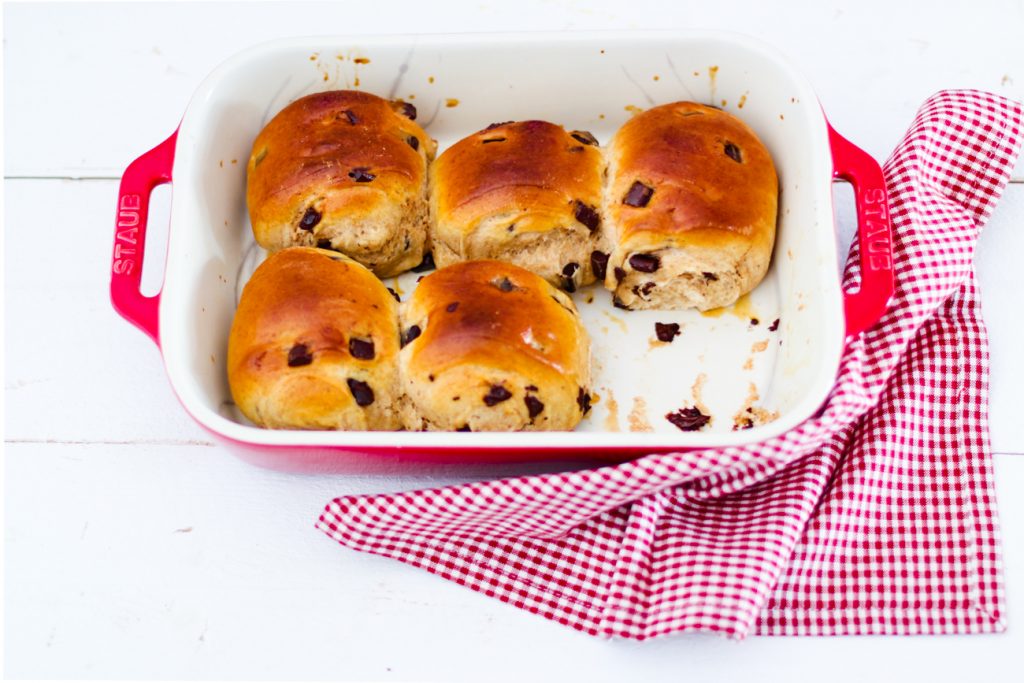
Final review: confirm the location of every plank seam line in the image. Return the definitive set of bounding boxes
[5,438,217,447]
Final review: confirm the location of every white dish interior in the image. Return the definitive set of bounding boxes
[161,31,844,451]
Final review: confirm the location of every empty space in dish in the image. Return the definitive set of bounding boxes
[162,32,843,447]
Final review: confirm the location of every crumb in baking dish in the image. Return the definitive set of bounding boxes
[732,382,779,430]
[603,389,620,431]
[628,397,653,432]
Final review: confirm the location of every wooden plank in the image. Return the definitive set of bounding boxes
[4,0,1022,179]
[5,441,1023,679]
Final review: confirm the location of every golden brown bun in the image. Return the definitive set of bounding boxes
[429,121,608,292]
[604,102,778,310]
[398,260,592,431]
[246,90,437,278]
[227,247,401,430]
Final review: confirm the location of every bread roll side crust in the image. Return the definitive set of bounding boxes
[430,121,608,290]
[247,91,436,277]
[603,102,778,310]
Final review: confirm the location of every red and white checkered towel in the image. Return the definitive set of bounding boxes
[318,90,1023,640]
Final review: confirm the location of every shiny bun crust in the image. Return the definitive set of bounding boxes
[603,102,778,311]
[227,247,401,430]
[398,260,593,432]
[429,120,608,293]
[246,90,437,278]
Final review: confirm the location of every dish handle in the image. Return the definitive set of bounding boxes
[828,124,894,337]
[109,131,177,346]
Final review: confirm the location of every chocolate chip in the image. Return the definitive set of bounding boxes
[387,287,401,302]
[577,388,592,415]
[406,135,419,151]
[401,325,421,347]
[613,267,626,283]
[482,137,506,144]
[768,318,780,332]
[612,296,630,310]
[299,207,321,231]
[666,407,710,431]
[428,374,435,382]
[629,253,661,273]
[655,322,681,342]
[750,318,760,326]
[724,142,742,163]
[524,384,538,391]
[341,109,358,125]
[494,277,516,292]
[411,252,435,272]
[316,238,332,249]
[590,251,609,280]
[347,379,374,406]
[525,395,545,419]
[456,424,472,432]
[484,121,512,130]
[572,200,600,232]
[561,262,580,293]
[483,385,512,406]
[348,337,375,360]
[446,302,459,313]
[570,130,599,146]
[702,272,719,281]
[632,281,656,298]
[287,343,313,367]
[623,181,654,207]
[397,101,417,120]
[348,167,376,182]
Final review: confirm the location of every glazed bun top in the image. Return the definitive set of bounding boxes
[246,89,435,236]
[431,120,605,237]
[607,101,778,246]
[401,259,589,383]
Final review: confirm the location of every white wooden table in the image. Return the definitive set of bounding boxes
[5,2,1023,679]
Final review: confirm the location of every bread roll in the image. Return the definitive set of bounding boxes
[429,120,608,292]
[228,247,401,430]
[603,102,778,310]
[398,260,592,432]
[246,90,436,278]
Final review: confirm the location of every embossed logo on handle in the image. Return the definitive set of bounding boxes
[113,194,141,275]
[862,188,892,271]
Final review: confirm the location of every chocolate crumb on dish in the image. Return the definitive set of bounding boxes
[666,406,710,431]
[654,322,681,343]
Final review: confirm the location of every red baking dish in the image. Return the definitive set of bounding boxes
[111,31,892,472]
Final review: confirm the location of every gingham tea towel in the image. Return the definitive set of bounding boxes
[318,91,1023,639]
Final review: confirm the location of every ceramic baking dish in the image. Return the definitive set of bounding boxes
[110,31,893,472]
